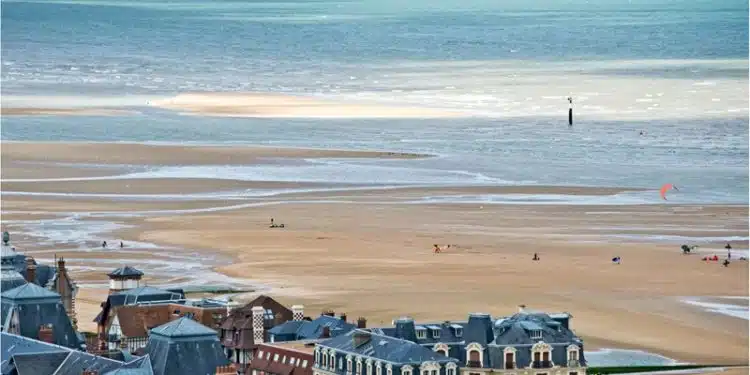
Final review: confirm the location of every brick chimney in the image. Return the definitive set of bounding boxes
[321,326,331,338]
[251,306,265,344]
[357,317,367,329]
[339,313,347,322]
[352,331,371,348]
[322,309,335,317]
[25,257,37,283]
[56,257,78,330]
[38,324,54,343]
[292,305,304,321]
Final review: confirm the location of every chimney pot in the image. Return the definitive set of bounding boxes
[25,257,37,283]
[357,317,367,329]
[339,313,347,322]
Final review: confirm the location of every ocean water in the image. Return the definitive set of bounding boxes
[1,0,749,204]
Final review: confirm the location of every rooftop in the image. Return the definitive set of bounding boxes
[263,340,320,354]
[1,282,60,301]
[150,316,219,339]
[108,266,144,278]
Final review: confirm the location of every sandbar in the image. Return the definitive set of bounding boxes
[149,92,467,118]
[1,142,430,167]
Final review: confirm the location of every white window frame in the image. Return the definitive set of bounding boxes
[531,330,542,340]
[416,329,427,339]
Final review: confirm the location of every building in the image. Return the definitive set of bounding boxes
[0,283,85,350]
[370,307,587,375]
[312,329,459,375]
[106,300,228,352]
[1,332,154,375]
[0,264,27,291]
[108,265,145,294]
[269,311,364,343]
[145,316,230,375]
[219,295,299,366]
[248,341,316,375]
[0,240,78,327]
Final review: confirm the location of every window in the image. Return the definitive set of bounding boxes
[568,350,578,361]
[416,329,427,339]
[401,365,413,375]
[431,371,437,375]
[376,362,382,375]
[356,359,362,375]
[454,328,462,337]
[302,360,308,368]
[264,309,275,320]
[446,364,456,375]
[330,352,336,369]
[431,329,440,339]
[505,352,514,369]
[530,330,542,339]
[340,358,344,370]
[367,362,373,375]
[570,372,578,375]
[266,352,271,360]
[274,354,279,362]
[282,355,287,363]
[323,353,329,367]
[258,351,264,358]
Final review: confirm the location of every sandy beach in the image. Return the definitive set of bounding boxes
[1,142,747,366]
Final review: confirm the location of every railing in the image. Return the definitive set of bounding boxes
[467,361,482,368]
[568,360,580,368]
[532,361,552,369]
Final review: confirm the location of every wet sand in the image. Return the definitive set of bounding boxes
[150,92,467,118]
[0,142,747,365]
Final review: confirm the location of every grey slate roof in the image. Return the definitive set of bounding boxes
[1,285,84,350]
[0,333,151,375]
[375,311,586,370]
[108,266,144,278]
[103,355,155,375]
[269,314,356,340]
[149,316,218,338]
[7,351,69,375]
[115,286,183,305]
[145,317,229,375]
[1,267,27,292]
[319,329,458,365]
[1,283,60,301]
[1,246,57,288]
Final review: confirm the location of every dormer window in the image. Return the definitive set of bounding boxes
[416,328,427,339]
[530,330,542,339]
[427,326,441,338]
[450,324,463,337]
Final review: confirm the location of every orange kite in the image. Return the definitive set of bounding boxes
[660,183,678,200]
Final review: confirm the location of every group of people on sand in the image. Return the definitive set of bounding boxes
[269,218,285,229]
[684,242,745,267]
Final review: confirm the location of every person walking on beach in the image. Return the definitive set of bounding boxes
[725,243,732,260]
[120,241,124,248]
[102,240,107,248]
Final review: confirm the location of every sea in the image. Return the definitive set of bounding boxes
[1,0,749,205]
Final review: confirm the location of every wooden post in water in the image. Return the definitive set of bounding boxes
[567,96,573,126]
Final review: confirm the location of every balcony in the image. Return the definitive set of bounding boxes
[532,361,552,369]
[567,360,580,368]
[467,361,482,368]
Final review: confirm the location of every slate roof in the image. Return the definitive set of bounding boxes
[493,312,578,345]
[9,351,70,375]
[0,333,148,375]
[319,329,458,365]
[269,315,356,341]
[1,282,60,301]
[103,355,155,375]
[146,317,229,375]
[149,316,218,338]
[1,285,84,350]
[1,267,27,292]
[108,266,145,278]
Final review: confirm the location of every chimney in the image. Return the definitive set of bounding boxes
[357,317,367,329]
[251,306,265,344]
[321,326,331,338]
[322,309,335,317]
[56,257,78,330]
[518,304,527,313]
[339,313,347,322]
[25,257,37,283]
[292,305,304,321]
[82,370,99,375]
[274,312,284,326]
[352,331,371,348]
[38,324,54,343]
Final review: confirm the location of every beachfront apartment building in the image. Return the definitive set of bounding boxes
[369,307,587,375]
[312,329,459,375]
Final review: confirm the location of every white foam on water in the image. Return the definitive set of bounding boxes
[606,234,750,244]
[681,297,750,320]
